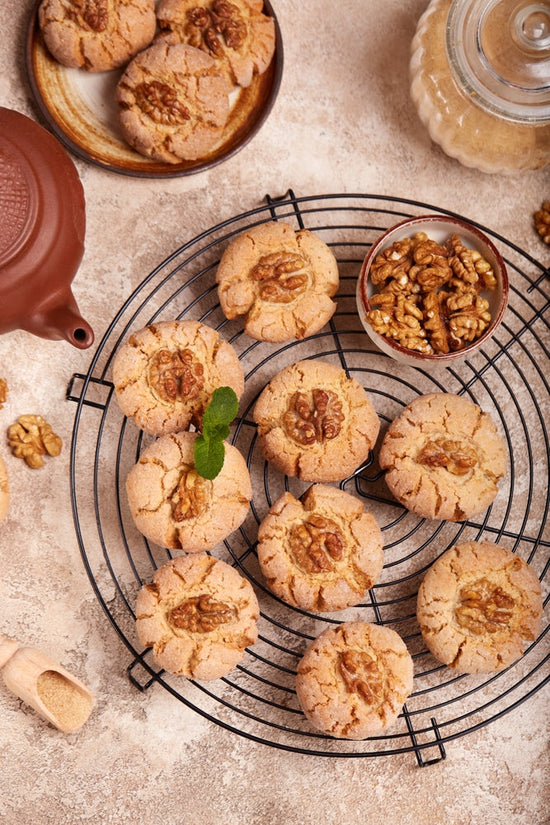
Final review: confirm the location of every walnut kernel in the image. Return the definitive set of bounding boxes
[290,514,344,573]
[283,389,344,445]
[171,469,211,521]
[135,81,191,125]
[0,378,7,409]
[455,578,515,634]
[417,437,478,476]
[8,415,62,469]
[185,0,246,55]
[69,0,109,31]
[250,251,309,303]
[534,200,550,245]
[338,649,383,704]
[148,348,204,404]
[169,594,236,632]
[365,231,497,354]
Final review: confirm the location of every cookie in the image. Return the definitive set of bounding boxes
[216,221,339,343]
[38,0,157,72]
[112,320,244,436]
[126,430,252,552]
[115,41,230,163]
[417,541,543,673]
[155,0,276,88]
[296,621,414,739]
[135,553,259,679]
[378,393,506,521]
[0,455,8,523]
[257,485,384,612]
[253,360,380,482]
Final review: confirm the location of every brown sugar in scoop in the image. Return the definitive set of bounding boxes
[0,634,94,733]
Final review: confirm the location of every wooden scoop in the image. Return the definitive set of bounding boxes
[0,633,94,733]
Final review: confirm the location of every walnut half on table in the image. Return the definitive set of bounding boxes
[7,415,62,469]
[0,378,8,409]
[534,200,550,245]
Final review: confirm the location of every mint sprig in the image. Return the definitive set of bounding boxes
[194,386,239,480]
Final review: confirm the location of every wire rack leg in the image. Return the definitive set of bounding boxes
[402,706,447,767]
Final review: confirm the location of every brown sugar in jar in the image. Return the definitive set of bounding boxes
[410,0,550,173]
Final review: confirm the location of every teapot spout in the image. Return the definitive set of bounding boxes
[26,294,94,350]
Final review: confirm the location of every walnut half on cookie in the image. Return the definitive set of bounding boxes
[257,485,384,612]
[379,392,506,522]
[38,0,157,72]
[417,541,542,673]
[296,621,414,739]
[155,0,276,89]
[115,41,230,163]
[126,430,252,552]
[136,553,259,679]
[112,319,244,436]
[253,360,380,482]
[216,222,340,343]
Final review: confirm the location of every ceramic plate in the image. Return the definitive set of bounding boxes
[25,1,283,178]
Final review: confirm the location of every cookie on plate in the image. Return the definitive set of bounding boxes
[126,430,252,552]
[296,621,414,739]
[417,541,542,673]
[155,0,276,88]
[257,485,384,612]
[38,0,157,72]
[253,359,379,482]
[136,553,259,679]
[115,41,230,163]
[112,319,244,436]
[378,392,506,521]
[216,221,339,343]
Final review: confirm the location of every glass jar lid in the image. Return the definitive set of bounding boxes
[446,0,550,122]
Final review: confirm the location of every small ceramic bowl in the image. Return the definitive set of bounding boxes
[356,215,509,368]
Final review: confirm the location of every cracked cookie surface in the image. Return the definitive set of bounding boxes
[112,319,244,436]
[253,359,379,482]
[155,0,276,89]
[115,41,230,163]
[38,0,157,72]
[296,621,414,739]
[135,553,259,679]
[416,541,542,673]
[257,485,384,612]
[378,392,506,521]
[216,221,339,343]
[126,430,252,552]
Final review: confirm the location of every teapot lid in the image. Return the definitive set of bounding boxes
[0,107,93,348]
[0,124,37,269]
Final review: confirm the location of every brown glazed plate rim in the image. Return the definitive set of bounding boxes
[25,0,283,179]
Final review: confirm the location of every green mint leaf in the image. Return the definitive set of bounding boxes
[194,434,226,480]
[194,387,239,479]
[202,386,239,435]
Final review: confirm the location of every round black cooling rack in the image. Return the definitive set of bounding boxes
[67,190,550,764]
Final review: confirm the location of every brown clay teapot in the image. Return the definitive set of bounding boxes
[0,107,94,349]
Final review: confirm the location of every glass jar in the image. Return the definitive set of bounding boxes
[410,0,550,173]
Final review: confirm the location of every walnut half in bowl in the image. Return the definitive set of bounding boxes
[356,216,509,368]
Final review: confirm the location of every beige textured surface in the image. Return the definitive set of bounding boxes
[0,1,549,823]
